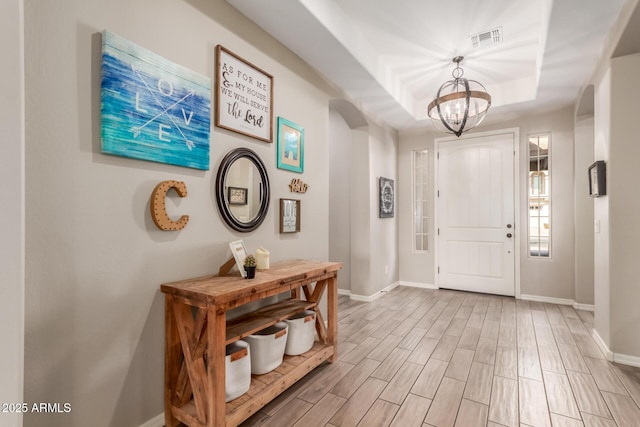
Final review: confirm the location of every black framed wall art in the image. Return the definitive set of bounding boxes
[588,160,606,197]
[379,177,394,218]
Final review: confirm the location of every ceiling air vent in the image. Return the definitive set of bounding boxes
[471,27,503,49]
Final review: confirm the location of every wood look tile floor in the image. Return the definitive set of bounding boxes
[239,286,640,427]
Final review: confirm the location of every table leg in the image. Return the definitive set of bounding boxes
[327,275,338,362]
[165,295,181,427]
[207,306,227,426]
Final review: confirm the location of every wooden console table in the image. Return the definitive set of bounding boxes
[161,259,342,427]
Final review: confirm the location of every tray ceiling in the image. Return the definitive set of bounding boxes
[228,0,629,130]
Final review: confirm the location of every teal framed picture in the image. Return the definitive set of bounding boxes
[101,31,211,170]
[276,117,304,173]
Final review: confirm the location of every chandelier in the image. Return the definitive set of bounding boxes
[427,56,491,137]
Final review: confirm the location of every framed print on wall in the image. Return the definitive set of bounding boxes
[101,31,211,170]
[379,177,394,218]
[227,187,248,205]
[588,160,606,197]
[276,117,304,173]
[280,198,300,233]
[215,45,273,142]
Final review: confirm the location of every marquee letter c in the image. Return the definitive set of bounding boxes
[150,180,189,231]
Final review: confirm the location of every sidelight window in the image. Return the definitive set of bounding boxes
[413,149,429,252]
[528,133,551,257]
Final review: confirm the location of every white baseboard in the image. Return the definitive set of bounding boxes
[519,294,595,312]
[592,329,614,361]
[398,281,438,290]
[139,413,164,427]
[337,288,351,296]
[591,329,640,367]
[519,294,575,306]
[573,302,595,312]
[613,352,640,368]
[348,282,401,302]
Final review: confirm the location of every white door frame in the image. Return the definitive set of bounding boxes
[434,127,521,298]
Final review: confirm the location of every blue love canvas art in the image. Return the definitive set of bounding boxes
[101,31,211,170]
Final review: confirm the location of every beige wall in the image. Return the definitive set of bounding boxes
[399,108,577,301]
[517,109,577,300]
[0,1,25,426]
[589,53,640,362]
[397,130,436,286]
[574,115,595,306]
[349,128,372,296]
[368,123,399,294]
[609,53,640,359]
[331,115,399,298]
[329,109,352,291]
[593,66,612,351]
[24,0,337,425]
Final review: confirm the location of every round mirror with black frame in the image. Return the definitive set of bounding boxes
[216,147,270,232]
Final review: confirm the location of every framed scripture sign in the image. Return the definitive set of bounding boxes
[101,31,211,170]
[276,117,304,173]
[215,45,273,142]
[280,199,300,233]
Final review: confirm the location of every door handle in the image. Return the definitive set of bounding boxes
[506,233,513,238]
[506,224,512,229]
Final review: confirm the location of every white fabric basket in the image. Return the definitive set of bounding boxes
[244,322,288,375]
[225,340,251,402]
[284,310,317,356]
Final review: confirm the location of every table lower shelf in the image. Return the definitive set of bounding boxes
[225,299,316,345]
[172,342,334,427]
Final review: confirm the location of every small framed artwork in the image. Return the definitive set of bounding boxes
[229,240,248,277]
[277,117,304,173]
[588,160,606,197]
[280,198,300,233]
[227,186,248,205]
[379,177,394,218]
[215,45,273,143]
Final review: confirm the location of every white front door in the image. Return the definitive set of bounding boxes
[437,131,516,296]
